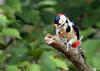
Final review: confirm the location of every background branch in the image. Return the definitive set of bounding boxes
[44,34,93,71]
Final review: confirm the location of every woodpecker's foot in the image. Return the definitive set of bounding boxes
[65,46,69,51]
[65,43,71,51]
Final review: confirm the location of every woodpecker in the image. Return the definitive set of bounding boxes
[54,13,82,51]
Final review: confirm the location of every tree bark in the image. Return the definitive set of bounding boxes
[44,34,93,71]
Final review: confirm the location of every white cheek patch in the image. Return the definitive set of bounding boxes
[59,19,62,24]
[59,15,67,24]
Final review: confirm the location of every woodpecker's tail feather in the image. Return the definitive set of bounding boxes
[79,35,83,41]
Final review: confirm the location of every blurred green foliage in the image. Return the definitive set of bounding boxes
[0,0,100,71]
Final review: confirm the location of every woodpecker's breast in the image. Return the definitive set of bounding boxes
[58,27,76,41]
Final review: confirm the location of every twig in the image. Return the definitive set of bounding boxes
[44,34,93,71]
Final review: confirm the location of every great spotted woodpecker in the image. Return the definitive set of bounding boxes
[54,13,83,51]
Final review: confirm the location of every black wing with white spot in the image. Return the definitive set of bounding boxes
[72,24,79,40]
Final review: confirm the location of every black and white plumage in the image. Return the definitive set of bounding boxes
[72,23,80,40]
[54,14,83,49]
[54,14,80,42]
[54,13,85,59]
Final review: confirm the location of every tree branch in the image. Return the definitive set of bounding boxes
[44,34,93,71]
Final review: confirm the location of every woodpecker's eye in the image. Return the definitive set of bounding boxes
[58,23,61,25]
[66,20,68,23]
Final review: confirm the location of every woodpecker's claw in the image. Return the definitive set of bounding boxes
[65,44,69,51]
[65,43,71,51]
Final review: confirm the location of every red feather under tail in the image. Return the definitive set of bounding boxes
[72,41,81,48]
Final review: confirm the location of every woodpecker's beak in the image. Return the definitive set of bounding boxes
[54,23,64,29]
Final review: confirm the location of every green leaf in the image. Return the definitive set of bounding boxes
[0,51,7,63]
[50,57,68,70]
[43,7,55,13]
[82,39,100,56]
[17,9,40,24]
[39,51,68,71]
[80,28,96,39]
[0,35,4,44]
[0,50,3,54]
[1,28,21,39]
[96,21,100,28]
[39,52,57,71]
[40,44,55,51]
[19,61,30,71]
[0,0,21,18]
[37,0,57,6]
[0,15,9,26]
[82,39,100,68]
[19,61,30,67]
[31,47,43,59]
[5,0,21,13]
[92,53,100,69]
[68,0,85,6]
[6,65,19,71]
[8,46,29,64]
[43,25,54,35]
[41,11,54,24]
[32,32,44,43]
[28,64,40,71]
[81,15,98,28]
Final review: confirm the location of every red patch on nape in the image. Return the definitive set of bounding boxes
[57,13,64,16]
[72,41,81,48]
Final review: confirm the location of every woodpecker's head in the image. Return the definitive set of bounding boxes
[54,13,70,28]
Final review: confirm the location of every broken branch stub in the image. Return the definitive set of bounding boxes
[44,34,92,71]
